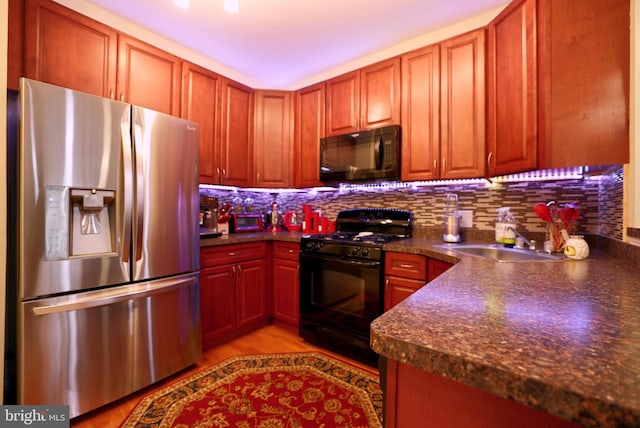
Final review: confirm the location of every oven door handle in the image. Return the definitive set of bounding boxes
[300,253,381,268]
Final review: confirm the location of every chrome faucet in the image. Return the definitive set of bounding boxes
[506,226,536,250]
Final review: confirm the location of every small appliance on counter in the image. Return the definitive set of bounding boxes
[443,193,462,243]
[200,195,222,239]
[230,212,264,233]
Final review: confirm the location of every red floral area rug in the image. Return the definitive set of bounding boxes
[121,352,383,428]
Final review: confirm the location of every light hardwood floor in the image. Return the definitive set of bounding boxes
[70,324,378,427]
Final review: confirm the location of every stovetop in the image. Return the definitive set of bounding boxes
[300,208,413,260]
[303,231,406,245]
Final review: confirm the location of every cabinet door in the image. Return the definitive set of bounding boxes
[182,62,222,184]
[537,0,630,168]
[117,35,182,116]
[428,259,453,282]
[200,265,236,346]
[384,276,424,311]
[440,29,486,179]
[272,258,299,327]
[325,70,360,136]
[24,0,117,97]
[220,78,254,187]
[236,259,268,328]
[487,0,537,176]
[8,0,25,90]
[401,44,441,181]
[294,83,325,188]
[254,90,294,187]
[360,57,401,130]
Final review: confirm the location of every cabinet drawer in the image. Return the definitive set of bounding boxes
[201,242,266,268]
[384,252,427,281]
[272,241,300,261]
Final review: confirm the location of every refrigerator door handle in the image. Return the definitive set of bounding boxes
[31,275,198,316]
[121,122,133,264]
[133,123,145,262]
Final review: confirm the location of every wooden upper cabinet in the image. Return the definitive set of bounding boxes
[440,29,486,179]
[487,0,537,177]
[8,0,25,90]
[220,78,254,187]
[325,70,360,136]
[325,58,401,137]
[360,57,401,130]
[254,90,294,188]
[401,30,485,181]
[294,82,325,188]
[181,62,222,184]
[23,0,117,97]
[117,35,182,116]
[401,44,441,181]
[537,0,630,169]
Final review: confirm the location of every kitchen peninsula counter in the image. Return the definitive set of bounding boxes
[373,238,640,427]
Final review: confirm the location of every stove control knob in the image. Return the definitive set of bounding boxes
[361,248,370,257]
[349,247,359,256]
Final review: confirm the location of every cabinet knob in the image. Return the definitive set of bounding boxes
[487,152,493,170]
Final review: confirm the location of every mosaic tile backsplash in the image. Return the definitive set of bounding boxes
[201,168,624,241]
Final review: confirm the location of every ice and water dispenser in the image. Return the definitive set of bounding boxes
[45,186,116,260]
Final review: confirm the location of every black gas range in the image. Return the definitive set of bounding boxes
[298,208,412,367]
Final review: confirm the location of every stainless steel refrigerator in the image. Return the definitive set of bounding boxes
[5,78,201,418]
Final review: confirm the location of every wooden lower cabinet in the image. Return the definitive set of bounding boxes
[271,242,300,329]
[428,258,453,281]
[384,252,427,311]
[384,252,453,311]
[200,242,268,349]
[384,360,581,428]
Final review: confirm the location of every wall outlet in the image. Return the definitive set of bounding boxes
[458,210,473,228]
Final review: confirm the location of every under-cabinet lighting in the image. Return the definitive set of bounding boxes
[490,167,585,182]
[200,167,609,195]
[199,184,337,193]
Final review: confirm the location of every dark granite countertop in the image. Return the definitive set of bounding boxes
[199,231,303,247]
[372,238,640,428]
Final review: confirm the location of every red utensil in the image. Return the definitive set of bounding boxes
[534,202,552,222]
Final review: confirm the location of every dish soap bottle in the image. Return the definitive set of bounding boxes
[502,208,517,247]
[495,207,507,244]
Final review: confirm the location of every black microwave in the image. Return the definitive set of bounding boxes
[320,125,401,184]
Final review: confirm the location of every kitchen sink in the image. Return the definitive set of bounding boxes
[435,244,566,262]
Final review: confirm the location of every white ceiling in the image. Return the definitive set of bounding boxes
[79,0,508,89]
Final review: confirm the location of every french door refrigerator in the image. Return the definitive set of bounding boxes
[5,78,201,418]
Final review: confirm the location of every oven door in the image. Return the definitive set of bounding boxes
[299,252,383,337]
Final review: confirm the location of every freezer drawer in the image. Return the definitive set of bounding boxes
[18,273,201,418]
